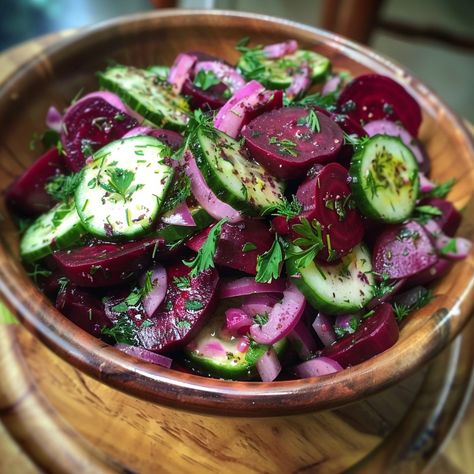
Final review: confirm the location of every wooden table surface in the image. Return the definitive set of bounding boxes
[0,30,473,474]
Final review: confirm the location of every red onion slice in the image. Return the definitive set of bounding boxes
[322,75,342,96]
[241,294,279,317]
[141,264,167,318]
[256,348,282,382]
[288,319,318,360]
[225,308,253,335]
[46,106,63,132]
[263,40,298,59]
[160,201,196,227]
[294,357,342,379]
[286,64,311,99]
[419,173,435,193]
[312,313,336,347]
[184,151,242,222]
[168,53,197,94]
[122,126,155,138]
[250,283,306,345]
[68,91,129,114]
[194,61,246,93]
[220,277,286,299]
[115,343,172,368]
[423,219,472,260]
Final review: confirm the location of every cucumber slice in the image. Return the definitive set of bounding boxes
[287,244,375,315]
[191,128,285,215]
[98,65,190,131]
[156,205,213,243]
[20,201,85,263]
[238,49,330,89]
[349,135,419,223]
[75,136,174,239]
[185,309,287,380]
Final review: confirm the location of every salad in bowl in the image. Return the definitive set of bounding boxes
[6,37,471,384]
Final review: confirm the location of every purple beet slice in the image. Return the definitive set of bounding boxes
[321,303,399,368]
[294,163,365,260]
[5,147,66,216]
[56,285,111,337]
[182,79,230,110]
[186,219,274,275]
[337,74,422,137]
[419,197,461,237]
[52,237,164,287]
[61,97,138,172]
[373,220,438,279]
[242,106,344,179]
[137,263,219,352]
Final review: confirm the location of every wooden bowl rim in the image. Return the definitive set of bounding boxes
[1,9,473,416]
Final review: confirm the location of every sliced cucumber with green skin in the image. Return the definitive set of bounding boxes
[156,205,213,243]
[349,135,419,223]
[20,201,85,263]
[146,65,170,81]
[287,244,375,315]
[191,128,285,215]
[75,136,174,239]
[185,310,287,380]
[98,65,190,131]
[238,49,330,89]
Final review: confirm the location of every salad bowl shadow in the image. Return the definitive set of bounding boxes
[0,10,473,416]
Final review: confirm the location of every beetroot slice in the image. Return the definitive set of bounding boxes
[5,147,66,216]
[182,79,230,110]
[52,237,164,287]
[337,74,422,137]
[294,163,364,260]
[242,107,344,179]
[186,219,274,275]
[321,303,399,368]
[419,197,461,237]
[137,263,219,352]
[56,285,110,337]
[61,97,138,172]
[373,221,438,279]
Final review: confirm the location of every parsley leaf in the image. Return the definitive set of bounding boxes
[193,69,221,90]
[421,178,455,199]
[242,242,257,252]
[184,218,228,277]
[185,300,204,311]
[45,171,84,202]
[101,315,138,345]
[255,235,284,283]
[415,205,443,224]
[173,275,190,290]
[99,168,135,200]
[142,270,154,297]
[264,196,302,220]
[285,218,324,270]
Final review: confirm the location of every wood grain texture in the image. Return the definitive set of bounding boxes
[0,10,472,416]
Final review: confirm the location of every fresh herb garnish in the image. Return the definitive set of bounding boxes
[235,38,266,81]
[160,172,191,214]
[99,167,135,200]
[57,276,69,293]
[414,205,443,224]
[286,91,337,110]
[285,218,324,270]
[101,315,138,345]
[242,242,257,252]
[255,234,284,283]
[27,264,52,283]
[142,270,154,296]
[51,202,74,227]
[439,238,457,255]
[45,171,84,202]
[372,277,396,299]
[185,300,204,311]
[268,137,298,157]
[254,312,269,326]
[343,132,370,148]
[297,109,320,133]
[393,288,434,322]
[193,69,221,90]
[184,218,228,277]
[264,196,302,220]
[334,316,359,338]
[421,178,456,199]
[173,275,190,290]
[176,320,192,329]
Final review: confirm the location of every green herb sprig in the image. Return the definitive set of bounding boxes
[255,234,284,283]
[46,171,84,202]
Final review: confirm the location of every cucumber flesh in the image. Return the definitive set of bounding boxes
[98,65,190,131]
[192,128,285,215]
[287,244,375,315]
[75,136,174,239]
[20,201,85,263]
[349,135,419,223]
[185,307,286,380]
[238,49,330,89]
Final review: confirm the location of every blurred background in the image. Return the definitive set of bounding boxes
[0,0,473,120]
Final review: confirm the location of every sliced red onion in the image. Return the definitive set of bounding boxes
[141,264,167,318]
[423,219,472,260]
[286,64,311,99]
[256,348,281,382]
[122,126,155,138]
[213,80,265,138]
[294,357,342,379]
[321,75,342,96]
[263,39,298,59]
[312,313,336,347]
[419,173,435,193]
[364,119,424,167]
[367,278,406,310]
[46,105,63,132]
[184,151,242,222]
[115,343,172,368]
[168,53,197,94]
[220,277,286,299]
[241,294,279,317]
[225,308,253,335]
[194,61,246,93]
[250,283,305,345]
[288,319,318,360]
[160,201,196,227]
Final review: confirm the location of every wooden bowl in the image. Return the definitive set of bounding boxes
[0,10,473,416]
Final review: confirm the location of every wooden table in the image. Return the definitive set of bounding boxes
[0,31,473,474]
